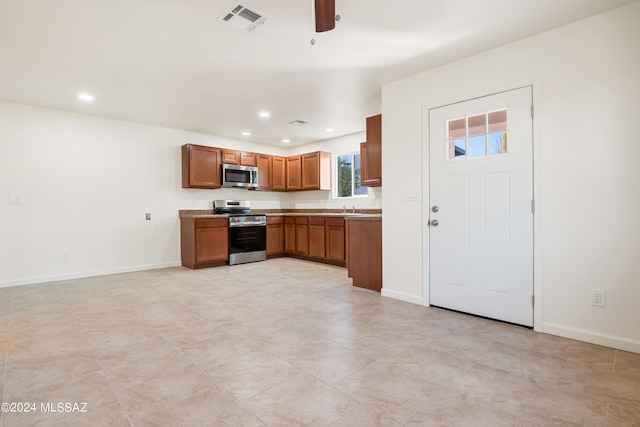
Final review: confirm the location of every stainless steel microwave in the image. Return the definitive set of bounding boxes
[221,163,258,189]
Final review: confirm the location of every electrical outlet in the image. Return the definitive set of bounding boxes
[61,251,70,263]
[592,289,606,307]
[145,213,151,221]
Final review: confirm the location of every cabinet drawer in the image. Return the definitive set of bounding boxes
[284,216,296,224]
[195,218,228,228]
[309,217,325,226]
[325,217,345,227]
[267,216,283,225]
[295,217,309,225]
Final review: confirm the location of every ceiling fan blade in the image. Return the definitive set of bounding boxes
[315,0,335,32]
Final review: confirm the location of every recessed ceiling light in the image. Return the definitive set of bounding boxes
[326,128,335,132]
[77,93,94,102]
[241,131,251,136]
[259,111,270,118]
[282,139,290,144]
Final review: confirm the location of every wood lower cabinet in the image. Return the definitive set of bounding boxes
[266,216,284,256]
[347,218,382,291]
[284,217,296,254]
[182,144,221,188]
[308,217,326,258]
[325,217,345,262]
[295,217,309,256]
[180,217,228,269]
[281,216,346,266]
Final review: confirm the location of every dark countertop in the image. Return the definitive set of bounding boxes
[179,209,382,220]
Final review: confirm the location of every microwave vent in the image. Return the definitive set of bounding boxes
[219,2,269,32]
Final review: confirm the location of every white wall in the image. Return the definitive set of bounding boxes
[381,2,640,352]
[0,102,378,287]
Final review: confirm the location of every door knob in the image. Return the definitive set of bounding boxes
[431,206,439,212]
[430,219,439,226]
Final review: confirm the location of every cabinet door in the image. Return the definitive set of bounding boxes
[182,144,221,188]
[222,149,240,164]
[308,217,326,258]
[286,155,302,191]
[272,156,286,191]
[326,218,345,262]
[266,217,284,255]
[195,226,228,262]
[284,218,296,254]
[257,154,272,190]
[302,151,331,190]
[240,152,257,166]
[295,217,308,255]
[362,114,382,186]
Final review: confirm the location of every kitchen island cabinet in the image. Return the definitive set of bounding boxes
[180,217,228,268]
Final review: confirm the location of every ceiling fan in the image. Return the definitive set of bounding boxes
[314,0,336,32]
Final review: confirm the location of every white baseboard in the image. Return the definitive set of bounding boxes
[0,262,183,289]
[381,288,425,305]
[543,322,640,354]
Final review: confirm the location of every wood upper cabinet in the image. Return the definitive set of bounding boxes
[180,217,228,269]
[361,114,382,187]
[222,149,257,166]
[266,216,284,256]
[181,144,221,188]
[286,155,302,191]
[271,156,286,191]
[308,217,326,258]
[302,151,331,190]
[256,154,272,190]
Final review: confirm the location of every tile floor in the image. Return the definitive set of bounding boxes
[1,258,639,426]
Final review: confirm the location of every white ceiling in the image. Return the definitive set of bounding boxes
[0,0,635,147]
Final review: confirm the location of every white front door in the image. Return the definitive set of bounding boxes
[428,86,534,326]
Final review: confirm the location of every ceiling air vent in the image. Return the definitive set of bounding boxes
[289,120,309,126]
[219,3,269,32]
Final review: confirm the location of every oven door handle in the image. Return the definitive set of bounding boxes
[229,222,267,227]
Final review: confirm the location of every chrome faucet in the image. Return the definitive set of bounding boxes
[351,206,356,214]
[342,205,347,213]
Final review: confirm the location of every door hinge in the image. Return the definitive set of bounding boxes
[531,199,535,214]
[532,295,535,308]
[530,104,534,118]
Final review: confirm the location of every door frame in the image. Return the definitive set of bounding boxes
[421,80,543,332]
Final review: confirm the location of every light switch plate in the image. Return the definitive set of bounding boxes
[402,190,421,201]
[9,194,24,205]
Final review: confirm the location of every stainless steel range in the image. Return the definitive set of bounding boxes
[213,200,266,265]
